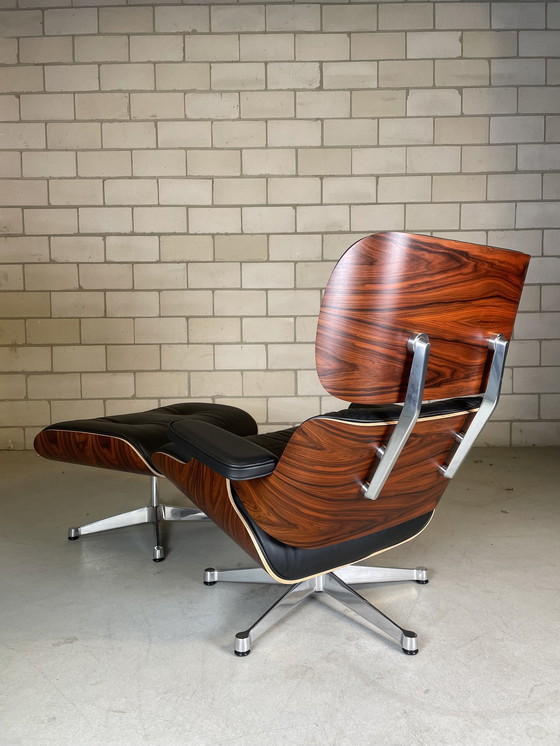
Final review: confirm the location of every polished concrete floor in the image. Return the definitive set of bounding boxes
[1,447,559,746]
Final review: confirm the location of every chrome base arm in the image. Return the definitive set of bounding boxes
[69,506,155,537]
[334,564,428,585]
[324,573,418,655]
[203,567,276,585]
[204,564,428,656]
[235,580,317,656]
[68,475,207,561]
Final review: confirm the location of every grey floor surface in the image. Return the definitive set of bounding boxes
[1,447,559,746]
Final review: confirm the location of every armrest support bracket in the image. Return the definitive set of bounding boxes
[361,333,430,501]
[439,334,508,479]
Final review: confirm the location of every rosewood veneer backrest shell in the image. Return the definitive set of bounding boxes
[316,232,530,404]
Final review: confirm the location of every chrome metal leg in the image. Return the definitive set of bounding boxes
[334,565,428,585]
[234,580,316,657]
[67,474,208,561]
[151,476,164,562]
[323,572,419,655]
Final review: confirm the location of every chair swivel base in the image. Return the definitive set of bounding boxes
[203,564,428,656]
[68,475,207,562]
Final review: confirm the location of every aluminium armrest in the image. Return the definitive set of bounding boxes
[167,420,278,481]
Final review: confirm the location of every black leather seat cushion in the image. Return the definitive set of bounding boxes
[232,489,432,582]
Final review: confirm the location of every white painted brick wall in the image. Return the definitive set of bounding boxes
[0,1,558,450]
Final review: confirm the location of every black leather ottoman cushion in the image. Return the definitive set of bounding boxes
[34,403,258,475]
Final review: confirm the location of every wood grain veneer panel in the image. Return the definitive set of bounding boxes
[316,232,530,403]
[234,411,474,548]
[33,429,155,476]
[152,451,261,565]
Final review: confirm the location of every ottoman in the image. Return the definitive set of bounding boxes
[34,403,258,561]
